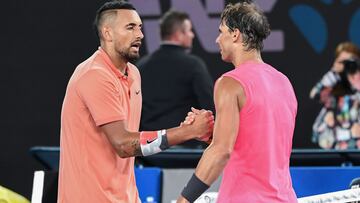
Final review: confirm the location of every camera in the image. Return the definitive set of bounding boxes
[343,58,360,75]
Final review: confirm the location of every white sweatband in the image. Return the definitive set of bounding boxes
[140,130,169,156]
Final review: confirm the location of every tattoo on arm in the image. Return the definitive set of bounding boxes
[132,139,142,156]
[119,139,142,157]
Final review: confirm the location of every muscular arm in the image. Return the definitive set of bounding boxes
[178,76,245,202]
[195,76,243,184]
[100,113,212,158]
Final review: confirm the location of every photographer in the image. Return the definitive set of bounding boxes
[310,42,360,102]
[312,58,360,149]
[310,42,360,149]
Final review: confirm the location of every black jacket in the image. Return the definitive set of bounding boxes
[137,44,214,141]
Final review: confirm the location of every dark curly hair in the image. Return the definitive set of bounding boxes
[220,1,271,51]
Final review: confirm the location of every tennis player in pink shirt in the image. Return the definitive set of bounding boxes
[177,1,298,203]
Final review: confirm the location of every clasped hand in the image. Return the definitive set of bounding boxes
[181,107,214,143]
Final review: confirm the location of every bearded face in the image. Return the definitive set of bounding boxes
[116,40,142,63]
[106,9,143,63]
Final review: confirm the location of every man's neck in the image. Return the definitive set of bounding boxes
[101,45,128,74]
[161,40,182,46]
[233,49,263,67]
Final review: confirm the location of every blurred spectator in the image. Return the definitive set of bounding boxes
[137,10,214,148]
[310,42,360,149]
[313,55,360,149]
[310,42,360,102]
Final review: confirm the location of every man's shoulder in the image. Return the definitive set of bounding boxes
[214,76,245,108]
[137,50,206,70]
[216,76,243,91]
[72,53,103,76]
[72,58,116,87]
[175,53,207,72]
[128,62,141,79]
[128,63,139,73]
[153,46,203,62]
[136,54,151,67]
[186,53,205,62]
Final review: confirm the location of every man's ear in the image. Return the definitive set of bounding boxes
[102,25,113,42]
[172,30,183,42]
[232,28,241,42]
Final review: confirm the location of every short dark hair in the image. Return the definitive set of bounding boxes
[160,10,190,40]
[220,1,270,51]
[93,0,136,40]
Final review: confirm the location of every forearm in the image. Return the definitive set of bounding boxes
[166,125,194,145]
[114,126,194,158]
[110,131,142,158]
[194,144,230,185]
[103,113,212,158]
[139,125,196,156]
[180,144,230,202]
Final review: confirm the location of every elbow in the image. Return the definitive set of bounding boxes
[102,127,138,158]
[113,141,134,158]
[212,147,232,165]
[117,149,130,158]
[218,150,231,162]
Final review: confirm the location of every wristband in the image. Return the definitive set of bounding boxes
[140,130,169,156]
[181,174,209,202]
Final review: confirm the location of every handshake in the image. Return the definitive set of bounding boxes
[181,107,215,144]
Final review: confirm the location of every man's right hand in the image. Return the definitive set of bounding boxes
[184,108,214,142]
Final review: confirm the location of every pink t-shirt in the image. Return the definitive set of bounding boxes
[217,62,298,203]
[58,48,142,203]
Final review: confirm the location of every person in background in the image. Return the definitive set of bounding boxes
[57,1,213,202]
[310,42,360,102]
[312,58,360,149]
[137,10,215,148]
[310,42,360,149]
